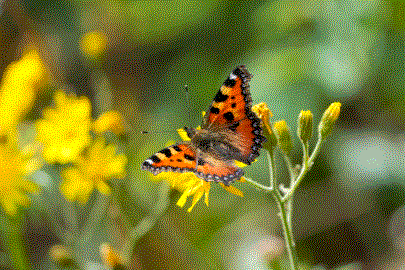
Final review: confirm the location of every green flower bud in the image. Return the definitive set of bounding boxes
[274,120,293,156]
[318,102,341,139]
[297,110,313,144]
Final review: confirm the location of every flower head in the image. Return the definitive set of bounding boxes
[49,245,74,267]
[60,138,127,204]
[80,31,108,60]
[36,91,92,163]
[0,140,39,215]
[0,49,47,132]
[252,103,278,150]
[152,171,244,212]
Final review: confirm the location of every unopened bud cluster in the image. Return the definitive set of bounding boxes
[253,102,341,154]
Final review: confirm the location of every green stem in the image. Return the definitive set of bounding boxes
[282,138,324,203]
[283,155,295,184]
[267,151,297,269]
[1,214,30,270]
[121,181,170,264]
[243,177,273,192]
[79,193,110,245]
[246,149,298,268]
[276,198,297,270]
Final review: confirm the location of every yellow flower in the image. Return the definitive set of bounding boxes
[252,102,278,150]
[0,49,47,132]
[60,138,127,204]
[80,31,108,59]
[0,141,39,215]
[93,110,126,135]
[36,91,92,164]
[153,171,244,212]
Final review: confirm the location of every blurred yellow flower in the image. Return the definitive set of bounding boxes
[80,31,108,59]
[60,138,127,204]
[36,91,92,164]
[99,243,123,269]
[93,110,126,135]
[0,49,47,132]
[0,141,38,215]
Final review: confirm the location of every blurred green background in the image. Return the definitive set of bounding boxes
[1,0,405,269]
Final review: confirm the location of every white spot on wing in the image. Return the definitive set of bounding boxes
[145,159,153,164]
[229,73,237,80]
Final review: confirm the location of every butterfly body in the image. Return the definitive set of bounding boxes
[142,66,266,186]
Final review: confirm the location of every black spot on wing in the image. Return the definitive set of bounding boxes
[151,155,161,163]
[184,154,195,161]
[224,112,234,122]
[223,78,236,87]
[173,145,181,152]
[176,158,182,162]
[229,122,240,132]
[214,91,228,102]
[159,148,172,158]
[210,107,220,114]
[197,159,206,166]
[233,67,243,77]
[231,103,236,108]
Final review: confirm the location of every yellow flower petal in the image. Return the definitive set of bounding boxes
[187,189,204,212]
[177,128,190,141]
[219,183,244,197]
[93,111,126,135]
[97,181,111,195]
[0,142,38,215]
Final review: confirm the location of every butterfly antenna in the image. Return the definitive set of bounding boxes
[184,84,195,128]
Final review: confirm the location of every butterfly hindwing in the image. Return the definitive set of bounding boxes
[221,114,265,164]
[142,143,197,175]
[195,155,244,186]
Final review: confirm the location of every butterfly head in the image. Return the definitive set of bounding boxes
[184,126,196,140]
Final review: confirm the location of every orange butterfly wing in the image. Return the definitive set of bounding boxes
[202,65,266,164]
[142,143,197,175]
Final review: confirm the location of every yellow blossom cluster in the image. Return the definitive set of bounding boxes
[0,49,46,215]
[36,91,127,204]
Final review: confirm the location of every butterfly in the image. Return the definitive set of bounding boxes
[142,65,266,186]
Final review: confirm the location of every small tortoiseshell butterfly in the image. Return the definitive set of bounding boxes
[142,65,266,186]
